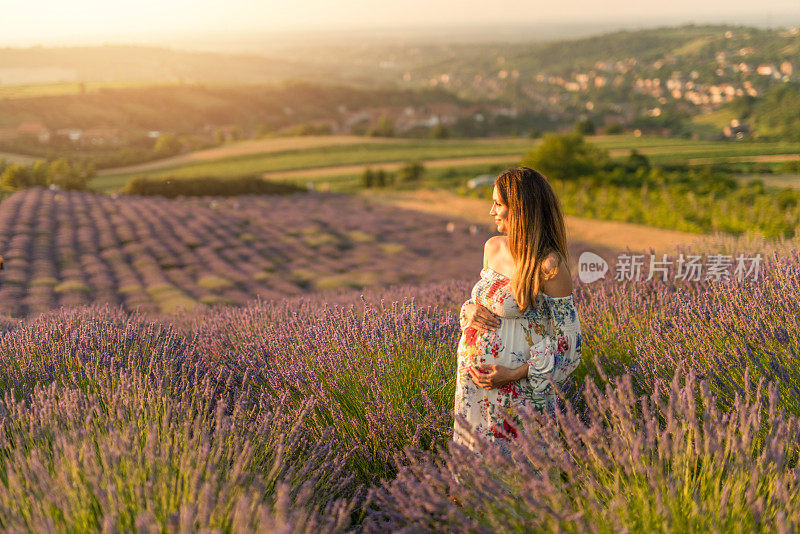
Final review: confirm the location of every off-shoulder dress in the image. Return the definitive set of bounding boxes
[454,266,582,450]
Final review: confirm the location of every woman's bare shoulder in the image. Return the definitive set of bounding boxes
[484,235,507,248]
[483,236,507,268]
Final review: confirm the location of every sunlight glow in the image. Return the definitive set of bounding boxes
[2,0,799,46]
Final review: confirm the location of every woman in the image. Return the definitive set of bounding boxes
[454,167,582,451]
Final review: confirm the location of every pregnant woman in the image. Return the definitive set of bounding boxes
[454,167,582,451]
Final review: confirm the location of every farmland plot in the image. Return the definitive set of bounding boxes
[0,188,498,318]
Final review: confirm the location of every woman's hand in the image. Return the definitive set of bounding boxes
[461,302,501,334]
[468,364,528,390]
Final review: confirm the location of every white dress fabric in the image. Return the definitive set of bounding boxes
[453,267,582,451]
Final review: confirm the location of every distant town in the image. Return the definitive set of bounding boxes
[0,25,798,162]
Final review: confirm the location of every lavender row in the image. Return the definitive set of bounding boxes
[0,188,492,318]
[1,286,798,529]
[0,305,361,532]
[366,368,800,531]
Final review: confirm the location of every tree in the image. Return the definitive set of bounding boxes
[48,158,89,190]
[0,164,31,189]
[625,149,651,171]
[575,118,596,135]
[153,133,181,157]
[369,115,395,137]
[361,168,393,188]
[430,124,450,139]
[361,168,375,188]
[400,161,424,183]
[375,169,393,187]
[522,133,609,181]
[30,160,49,187]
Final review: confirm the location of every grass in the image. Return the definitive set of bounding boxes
[378,243,407,255]
[345,230,376,243]
[315,272,378,291]
[91,138,533,191]
[30,277,58,287]
[88,135,800,193]
[54,280,90,294]
[736,173,800,189]
[671,36,713,56]
[302,232,340,248]
[144,283,198,314]
[197,275,234,291]
[0,80,171,100]
[691,107,738,129]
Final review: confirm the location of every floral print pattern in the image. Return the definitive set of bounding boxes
[453,267,582,451]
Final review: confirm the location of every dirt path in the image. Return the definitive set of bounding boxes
[607,144,722,157]
[98,136,397,176]
[260,155,520,180]
[0,151,39,165]
[361,189,706,258]
[688,153,800,165]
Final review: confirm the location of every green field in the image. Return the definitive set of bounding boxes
[91,134,800,192]
[92,138,532,191]
[0,80,178,100]
[736,173,800,189]
[298,161,520,194]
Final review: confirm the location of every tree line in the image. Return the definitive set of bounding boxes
[0,158,94,191]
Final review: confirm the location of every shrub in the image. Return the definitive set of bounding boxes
[522,132,609,181]
[399,161,425,183]
[361,168,393,188]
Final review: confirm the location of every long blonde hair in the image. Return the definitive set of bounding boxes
[495,167,569,310]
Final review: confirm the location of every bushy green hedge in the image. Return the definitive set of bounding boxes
[123,175,306,198]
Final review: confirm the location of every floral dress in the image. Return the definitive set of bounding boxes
[453,266,582,451]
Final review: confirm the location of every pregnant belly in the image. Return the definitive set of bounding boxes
[460,321,525,368]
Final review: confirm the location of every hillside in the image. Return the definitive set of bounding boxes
[0,24,797,144]
[0,82,461,131]
[0,45,321,85]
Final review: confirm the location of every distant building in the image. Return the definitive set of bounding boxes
[82,128,126,146]
[467,174,496,189]
[17,122,51,143]
[723,120,750,139]
[756,65,774,76]
[56,128,83,142]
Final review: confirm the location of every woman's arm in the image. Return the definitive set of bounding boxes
[468,254,579,390]
[526,259,581,392]
[460,237,502,333]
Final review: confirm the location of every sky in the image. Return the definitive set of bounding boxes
[2,0,800,48]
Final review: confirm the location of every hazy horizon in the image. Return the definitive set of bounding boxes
[3,0,800,53]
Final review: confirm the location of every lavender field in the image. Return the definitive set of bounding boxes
[1,237,799,531]
[0,188,496,319]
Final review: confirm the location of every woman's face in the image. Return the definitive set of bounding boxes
[489,185,509,234]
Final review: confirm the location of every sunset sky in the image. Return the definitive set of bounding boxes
[3,0,800,47]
